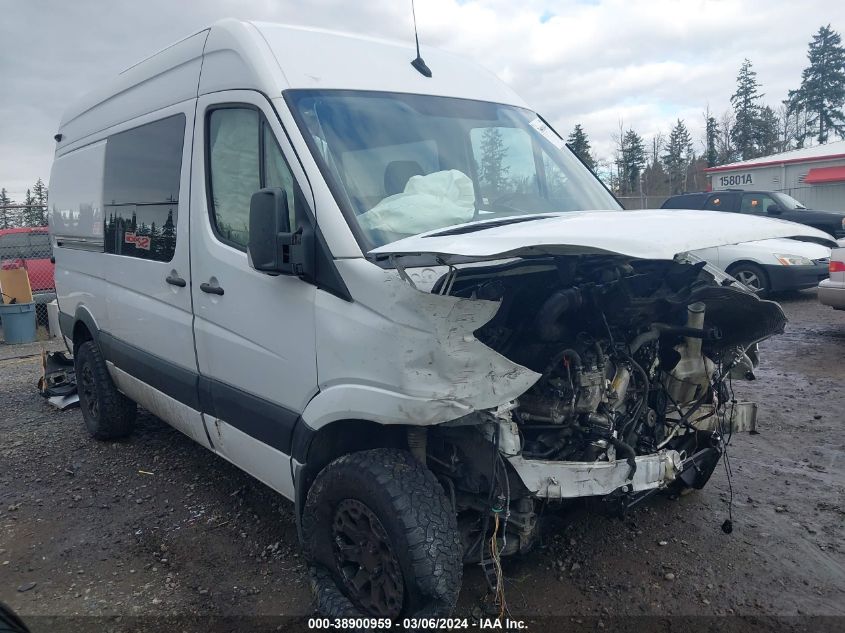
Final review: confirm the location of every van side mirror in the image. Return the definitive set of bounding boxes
[766,204,781,215]
[248,188,313,277]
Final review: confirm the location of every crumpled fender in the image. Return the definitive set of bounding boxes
[300,258,540,429]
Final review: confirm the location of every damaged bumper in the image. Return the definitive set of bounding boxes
[507,401,758,501]
[507,450,682,499]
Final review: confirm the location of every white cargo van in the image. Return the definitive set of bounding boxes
[50,19,834,619]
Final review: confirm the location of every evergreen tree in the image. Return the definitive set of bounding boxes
[105,212,116,252]
[756,106,781,156]
[149,221,160,259]
[477,127,510,194]
[566,124,595,171]
[32,178,48,226]
[22,189,37,227]
[620,129,646,195]
[160,209,177,260]
[0,188,15,230]
[787,24,845,143]
[137,221,149,258]
[731,59,763,159]
[705,116,719,167]
[663,119,693,195]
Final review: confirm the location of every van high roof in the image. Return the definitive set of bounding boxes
[56,18,526,152]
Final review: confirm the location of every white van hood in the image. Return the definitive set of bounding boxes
[369,210,836,262]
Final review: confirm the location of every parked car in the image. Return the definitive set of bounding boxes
[819,247,845,310]
[662,190,845,240]
[691,238,830,295]
[0,226,55,304]
[49,19,837,620]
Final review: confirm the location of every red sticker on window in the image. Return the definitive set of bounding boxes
[124,232,151,250]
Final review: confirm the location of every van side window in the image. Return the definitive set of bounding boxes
[103,114,185,261]
[207,107,301,249]
[208,109,260,247]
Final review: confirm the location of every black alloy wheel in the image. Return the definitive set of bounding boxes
[332,499,404,618]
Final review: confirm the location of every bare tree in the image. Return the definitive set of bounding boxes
[611,118,625,193]
[776,103,792,153]
[717,109,736,164]
[650,133,664,166]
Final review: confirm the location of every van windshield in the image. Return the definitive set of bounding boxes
[286,90,620,248]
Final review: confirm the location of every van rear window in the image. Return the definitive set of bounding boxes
[103,114,185,261]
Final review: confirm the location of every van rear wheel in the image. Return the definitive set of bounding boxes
[302,448,462,620]
[75,340,136,440]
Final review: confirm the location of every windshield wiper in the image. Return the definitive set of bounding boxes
[424,214,555,238]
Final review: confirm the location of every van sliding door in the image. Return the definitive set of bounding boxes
[100,102,209,448]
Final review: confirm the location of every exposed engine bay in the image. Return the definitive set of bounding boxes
[420,253,786,561]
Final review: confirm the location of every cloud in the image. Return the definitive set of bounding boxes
[0,0,839,200]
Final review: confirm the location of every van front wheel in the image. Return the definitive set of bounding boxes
[75,341,136,440]
[302,448,462,620]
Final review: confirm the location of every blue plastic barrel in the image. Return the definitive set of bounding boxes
[0,302,37,344]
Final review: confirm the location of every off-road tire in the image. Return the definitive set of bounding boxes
[75,340,136,440]
[302,448,462,620]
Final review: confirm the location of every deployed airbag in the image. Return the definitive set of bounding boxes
[357,170,475,235]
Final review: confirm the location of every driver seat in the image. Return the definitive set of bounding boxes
[383,161,424,196]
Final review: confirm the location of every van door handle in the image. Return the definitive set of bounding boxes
[165,273,187,287]
[200,281,224,296]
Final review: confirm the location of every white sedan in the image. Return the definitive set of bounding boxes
[819,247,845,310]
[692,238,831,295]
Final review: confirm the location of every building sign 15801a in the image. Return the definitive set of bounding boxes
[718,173,753,187]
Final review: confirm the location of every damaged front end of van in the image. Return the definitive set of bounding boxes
[308,209,837,568]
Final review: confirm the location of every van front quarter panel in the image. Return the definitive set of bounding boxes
[302,258,540,430]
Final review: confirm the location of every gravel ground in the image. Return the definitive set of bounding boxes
[1,291,843,632]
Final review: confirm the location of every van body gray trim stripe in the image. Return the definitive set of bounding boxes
[198,376,299,456]
[88,330,298,455]
[99,332,201,410]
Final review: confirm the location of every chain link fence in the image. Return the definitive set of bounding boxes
[0,212,54,330]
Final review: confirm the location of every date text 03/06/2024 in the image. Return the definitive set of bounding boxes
[306,617,528,630]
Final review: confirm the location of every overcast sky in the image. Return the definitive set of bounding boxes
[1,0,841,200]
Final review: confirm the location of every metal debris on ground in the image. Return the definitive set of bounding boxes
[37,350,78,410]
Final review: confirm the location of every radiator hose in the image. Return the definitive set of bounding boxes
[536,288,582,341]
[610,437,637,482]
